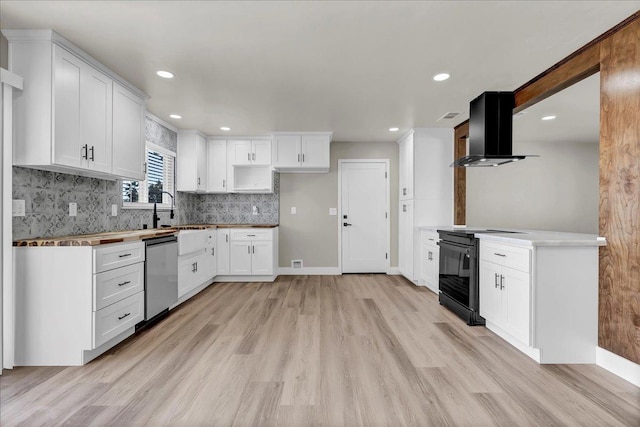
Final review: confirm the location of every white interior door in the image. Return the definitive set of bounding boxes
[340,161,389,273]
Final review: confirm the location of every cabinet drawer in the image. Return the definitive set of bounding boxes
[93,262,144,311]
[480,242,531,273]
[94,241,145,273]
[421,230,439,247]
[230,229,272,241]
[93,291,144,348]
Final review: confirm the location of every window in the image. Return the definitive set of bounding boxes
[122,142,176,209]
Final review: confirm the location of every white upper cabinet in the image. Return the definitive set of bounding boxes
[4,30,147,180]
[272,132,332,172]
[82,65,113,174]
[229,139,272,166]
[52,46,83,169]
[177,131,208,192]
[272,135,300,168]
[206,138,228,193]
[112,83,145,180]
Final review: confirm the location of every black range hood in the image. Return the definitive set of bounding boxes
[451,91,531,167]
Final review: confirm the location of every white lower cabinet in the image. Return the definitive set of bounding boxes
[398,200,414,281]
[419,230,439,293]
[478,239,599,364]
[217,229,231,275]
[178,251,205,297]
[230,241,253,275]
[225,228,277,278]
[479,260,530,345]
[14,241,145,366]
[93,291,144,348]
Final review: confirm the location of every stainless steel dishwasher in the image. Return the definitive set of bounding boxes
[144,235,178,320]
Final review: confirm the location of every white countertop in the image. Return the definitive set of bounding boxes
[417,225,606,247]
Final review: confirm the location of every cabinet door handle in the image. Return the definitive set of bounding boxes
[248,153,251,161]
[118,280,131,287]
[196,262,198,272]
[403,188,407,196]
[143,162,147,173]
[248,245,250,254]
[223,179,226,188]
[89,145,95,161]
[298,154,301,163]
[118,312,131,320]
[494,253,506,257]
[500,275,505,290]
[226,234,228,243]
[192,262,196,273]
[302,154,305,163]
[495,273,499,288]
[402,205,407,212]
[252,152,256,161]
[82,144,88,160]
[252,245,255,254]
[428,251,432,261]
[212,247,215,256]
[118,253,132,258]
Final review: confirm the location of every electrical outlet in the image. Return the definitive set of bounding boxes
[69,202,77,217]
[111,204,118,216]
[329,208,337,216]
[290,207,297,215]
[12,199,25,217]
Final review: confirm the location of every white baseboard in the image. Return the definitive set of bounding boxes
[485,321,541,363]
[386,267,401,275]
[278,267,341,275]
[596,347,640,387]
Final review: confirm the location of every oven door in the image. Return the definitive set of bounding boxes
[437,240,472,308]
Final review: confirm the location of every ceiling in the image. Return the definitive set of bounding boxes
[0,1,637,142]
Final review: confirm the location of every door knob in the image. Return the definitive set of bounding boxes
[343,222,352,227]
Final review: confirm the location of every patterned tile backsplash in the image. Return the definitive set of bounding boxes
[183,174,280,225]
[11,116,279,240]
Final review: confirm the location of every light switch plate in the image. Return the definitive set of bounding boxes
[69,202,77,217]
[329,208,337,216]
[290,207,297,215]
[12,199,25,217]
[111,204,118,216]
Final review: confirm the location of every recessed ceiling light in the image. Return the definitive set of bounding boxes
[156,70,175,79]
[169,114,181,119]
[220,126,231,131]
[433,73,450,82]
[541,115,556,121]
[492,164,499,167]
[389,127,399,132]
[479,158,488,162]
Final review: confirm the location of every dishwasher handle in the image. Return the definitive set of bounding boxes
[145,235,178,247]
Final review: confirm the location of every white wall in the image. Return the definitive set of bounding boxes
[279,141,398,268]
[466,141,599,233]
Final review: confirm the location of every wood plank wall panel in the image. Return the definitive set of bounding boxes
[598,18,640,364]
[453,121,469,225]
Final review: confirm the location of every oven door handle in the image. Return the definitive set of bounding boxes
[437,241,471,256]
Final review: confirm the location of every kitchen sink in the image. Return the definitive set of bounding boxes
[178,229,209,255]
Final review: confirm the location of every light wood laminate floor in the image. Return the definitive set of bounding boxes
[2,274,639,426]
